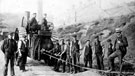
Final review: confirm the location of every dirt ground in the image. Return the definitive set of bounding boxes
[0,41,101,76]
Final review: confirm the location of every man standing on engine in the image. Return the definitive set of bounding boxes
[29,13,38,33]
[41,13,48,31]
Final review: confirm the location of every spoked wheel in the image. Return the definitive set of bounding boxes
[40,49,50,65]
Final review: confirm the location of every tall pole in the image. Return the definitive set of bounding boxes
[21,11,30,27]
[37,0,43,23]
[73,5,77,24]
[98,0,102,20]
[75,10,77,23]
[25,11,30,22]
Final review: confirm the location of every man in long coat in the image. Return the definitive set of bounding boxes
[84,40,93,68]
[1,32,17,76]
[29,13,38,33]
[94,36,104,70]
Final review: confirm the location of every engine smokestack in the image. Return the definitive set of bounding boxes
[21,11,30,27]
[25,11,30,22]
[37,0,43,23]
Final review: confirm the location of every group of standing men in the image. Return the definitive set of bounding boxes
[51,35,101,73]
[51,35,80,73]
[1,29,29,76]
[0,11,129,76]
[51,28,128,73]
[88,28,128,71]
[26,13,48,34]
[84,28,128,71]
[1,12,49,76]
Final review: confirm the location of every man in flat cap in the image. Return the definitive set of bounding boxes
[72,35,80,72]
[1,32,17,76]
[108,28,128,71]
[18,35,29,72]
[84,40,92,69]
[29,13,38,33]
[59,39,67,72]
[65,39,71,73]
[41,13,49,31]
[94,35,104,70]
[43,13,47,26]
[53,40,61,71]
[60,39,71,73]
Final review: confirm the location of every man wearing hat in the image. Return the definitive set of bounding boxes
[72,35,80,71]
[53,40,61,71]
[84,40,93,68]
[29,13,38,33]
[108,28,128,71]
[60,39,71,73]
[65,39,71,73]
[1,32,17,76]
[59,39,65,72]
[94,35,104,70]
[18,34,29,72]
[41,13,49,31]
[43,13,48,29]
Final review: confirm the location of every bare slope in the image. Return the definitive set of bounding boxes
[57,13,135,59]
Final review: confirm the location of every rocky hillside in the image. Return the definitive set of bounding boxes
[56,13,135,58]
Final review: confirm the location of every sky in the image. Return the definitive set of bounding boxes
[0,0,84,27]
[0,0,134,27]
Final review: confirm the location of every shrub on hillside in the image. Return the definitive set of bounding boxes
[123,22,135,54]
[61,25,81,35]
[57,27,63,33]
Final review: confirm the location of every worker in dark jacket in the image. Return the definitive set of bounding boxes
[65,39,71,73]
[14,28,19,65]
[60,39,66,72]
[43,14,48,29]
[29,13,38,33]
[73,35,80,65]
[29,13,38,58]
[108,28,128,71]
[18,35,29,72]
[1,32,17,76]
[84,40,93,68]
[72,35,80,73]
[60,39,71,73]
[41,14,48,31]
[53,40,61,71]
[14,28,19,42]
[53,39,66,72]
[94,36,104,70]
[30,13,38,27]
[70,41,77,73]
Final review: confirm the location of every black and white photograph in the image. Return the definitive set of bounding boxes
[0,0,135,76]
